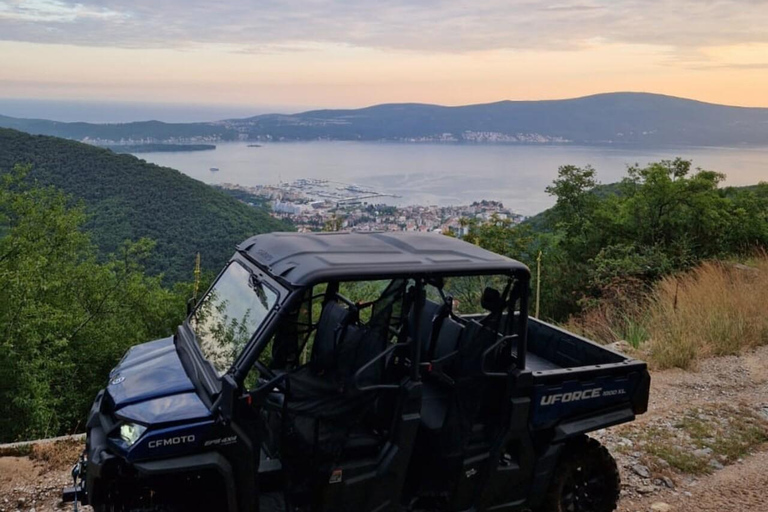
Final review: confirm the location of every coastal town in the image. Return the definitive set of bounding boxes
[218,179,525,234]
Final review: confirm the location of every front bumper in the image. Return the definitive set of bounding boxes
[71,389,240,512]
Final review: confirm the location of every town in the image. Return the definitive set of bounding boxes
[218,180,525,234]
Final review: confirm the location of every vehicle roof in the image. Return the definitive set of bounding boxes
[238,231,530,286]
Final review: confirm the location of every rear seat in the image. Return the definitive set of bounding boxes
[409,298,446,359]
[420,316,463,430]
[419,315,504,449]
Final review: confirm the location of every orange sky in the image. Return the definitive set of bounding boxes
[0,1,767,110]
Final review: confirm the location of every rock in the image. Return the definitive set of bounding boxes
[729,263,759,273]
[692,448,713,458]
[632,464,652,478]
[608,340,633,353]
[708,459,724,470]
[638,484,657,494]
[650,503,673,512]
[661,476,675,489]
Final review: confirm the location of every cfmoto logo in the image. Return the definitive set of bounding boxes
[148,435,196,449]
[540,388,602,406]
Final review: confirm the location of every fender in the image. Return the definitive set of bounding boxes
[553,406,635,442]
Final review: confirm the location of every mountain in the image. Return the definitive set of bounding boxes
[2,93,768,146]
[0,128,288,282]
[0,114,232,143]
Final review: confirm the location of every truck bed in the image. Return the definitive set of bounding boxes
[518,318,650,431]
[523,318,627,372]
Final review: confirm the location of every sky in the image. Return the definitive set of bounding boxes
[0,0,767,118]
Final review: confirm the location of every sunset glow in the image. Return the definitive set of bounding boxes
[1,1,767,110]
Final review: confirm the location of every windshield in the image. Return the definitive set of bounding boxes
[191,262,278,376]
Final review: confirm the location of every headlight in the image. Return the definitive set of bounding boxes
[119,423,147,446]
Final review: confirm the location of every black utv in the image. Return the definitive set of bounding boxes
[65,232,650,512]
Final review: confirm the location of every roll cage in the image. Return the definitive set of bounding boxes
[233,269,531,389]
[179,232,532,415]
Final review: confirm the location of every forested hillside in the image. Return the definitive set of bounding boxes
[0,169,194,441]
[0,129,288,282]
[0,114,232,141]
[233,93,768,145]
[4,93,768,146]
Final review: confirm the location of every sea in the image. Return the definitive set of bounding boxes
[134,141,768,216]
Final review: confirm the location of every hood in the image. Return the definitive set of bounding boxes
[106,336,212,425]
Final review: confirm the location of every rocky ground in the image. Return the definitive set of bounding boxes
[1,346,767,512]
[599,344,768,512]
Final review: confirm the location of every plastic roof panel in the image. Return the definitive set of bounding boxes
[238,231,529,286]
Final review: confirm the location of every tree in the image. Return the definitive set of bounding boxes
[0,166,189,441]
[545,165,599,242]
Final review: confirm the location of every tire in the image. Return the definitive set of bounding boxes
[540,436,620,512]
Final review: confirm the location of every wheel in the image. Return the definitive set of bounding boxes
[540,436,620,512]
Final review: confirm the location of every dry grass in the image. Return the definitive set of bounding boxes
[562,277,651,349]
[563,255,768,369]
[647,257,768,369]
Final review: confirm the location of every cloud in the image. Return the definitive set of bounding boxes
[0,0,766,57]
[0,0,126,22]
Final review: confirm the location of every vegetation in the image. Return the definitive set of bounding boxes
[0,167,190,442]
[0,129,289,283]
[622,404,768,475]
[216,186,273,209]
[464,158,768,367]
[0,115,234,142]
[647,258,768,367]
[571,256,768,369]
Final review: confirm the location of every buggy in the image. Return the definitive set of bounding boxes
[64,232,650,512]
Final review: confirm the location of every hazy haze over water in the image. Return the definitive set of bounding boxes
[136,142,768,215]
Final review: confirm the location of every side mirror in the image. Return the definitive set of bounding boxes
[186,297,197,316]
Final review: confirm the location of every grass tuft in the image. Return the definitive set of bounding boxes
[564,254,768,369]
[625,404,768,475]
[647,258,768,369]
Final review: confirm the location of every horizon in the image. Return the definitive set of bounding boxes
[1,2,768,111]
[2,90,767,124]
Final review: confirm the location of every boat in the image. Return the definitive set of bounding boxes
[210,167,220,172]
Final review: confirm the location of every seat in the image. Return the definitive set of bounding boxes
[433,316,463,362]
[309,301,353,379]
[274,300,395,466]
[409,298,445,355]
[417,316,504,458]
[418,316,463,430]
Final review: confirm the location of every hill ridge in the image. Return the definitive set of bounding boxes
[2,92,768,146]
[0,128,288,282]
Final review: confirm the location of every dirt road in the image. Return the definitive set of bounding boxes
[2,347,767,512]
[608,345,768,512]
